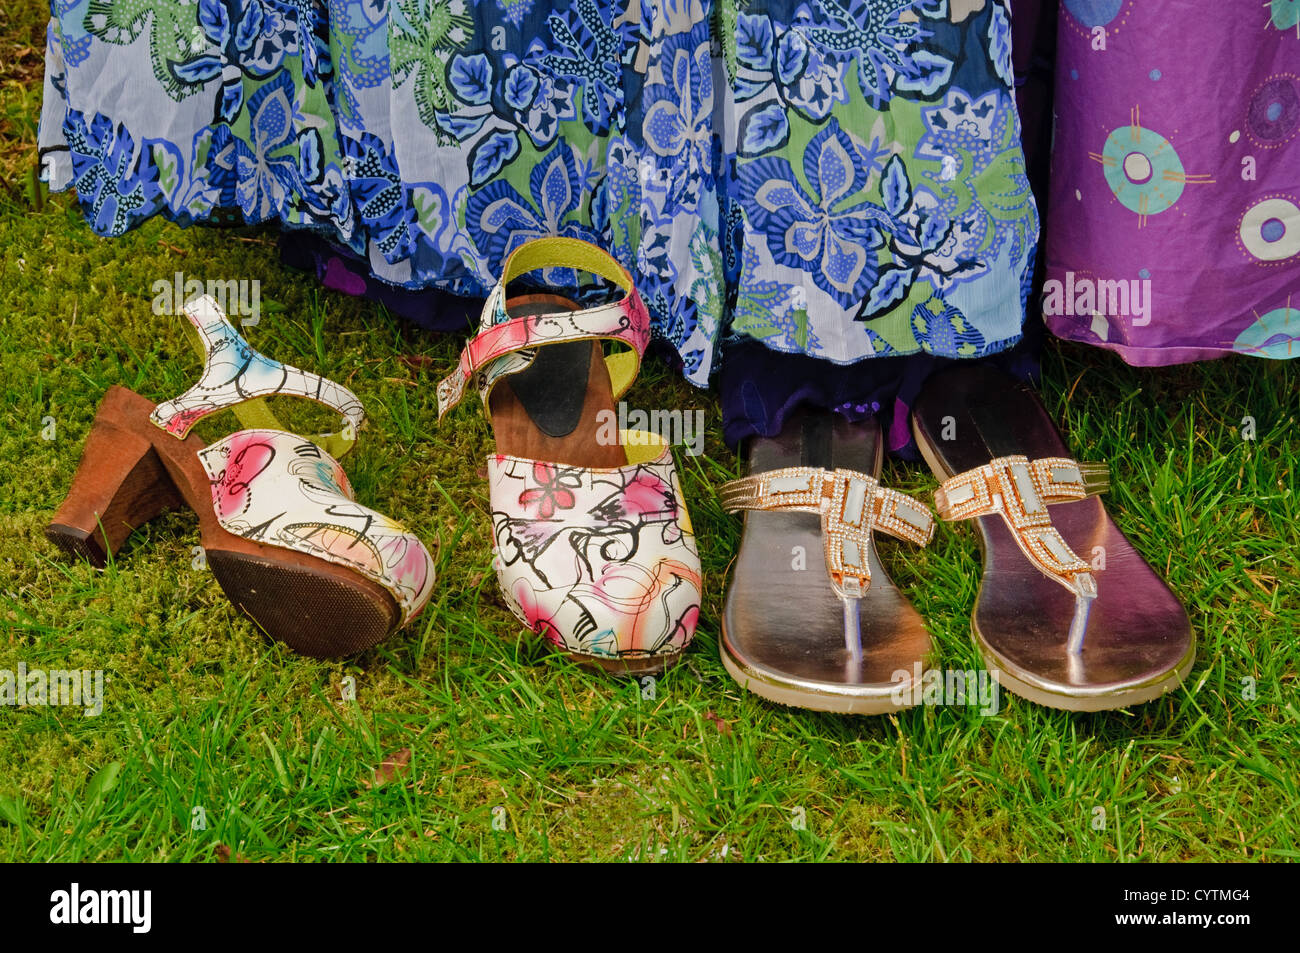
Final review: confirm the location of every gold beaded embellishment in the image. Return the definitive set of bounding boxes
[719,467,935,599]
[933,455,1110,598]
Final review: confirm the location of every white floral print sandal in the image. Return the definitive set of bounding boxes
[438,237,702,675]
[47,295,436,657]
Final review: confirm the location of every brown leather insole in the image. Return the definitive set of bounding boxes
[487,295,627,469]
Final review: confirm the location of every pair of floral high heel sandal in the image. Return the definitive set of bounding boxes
[48,238,701,671]
[48,238,1192,714]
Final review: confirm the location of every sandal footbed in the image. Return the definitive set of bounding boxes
[488,294,627,469]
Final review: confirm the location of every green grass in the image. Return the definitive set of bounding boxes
[1,3,1297,862]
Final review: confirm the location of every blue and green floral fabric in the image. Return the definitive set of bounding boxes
[39,0,1037,383]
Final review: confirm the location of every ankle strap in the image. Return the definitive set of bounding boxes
[436,238,649,421]
[150,295,365,458]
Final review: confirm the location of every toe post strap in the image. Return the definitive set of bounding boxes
[933,454,1108,608]
[720,467,934,599]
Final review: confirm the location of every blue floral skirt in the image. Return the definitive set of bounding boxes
[39,0,1038,386]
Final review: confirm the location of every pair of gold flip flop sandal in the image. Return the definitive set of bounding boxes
[719,365,1195,714]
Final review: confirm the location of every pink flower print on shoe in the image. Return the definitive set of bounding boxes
[439,238,702,675]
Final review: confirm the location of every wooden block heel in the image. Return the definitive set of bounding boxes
[50,388,409,656]
[46,386,187,566]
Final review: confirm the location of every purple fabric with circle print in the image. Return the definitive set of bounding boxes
[1045,0,1300,361]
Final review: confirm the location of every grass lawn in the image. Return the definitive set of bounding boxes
[1,3,1296,862]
